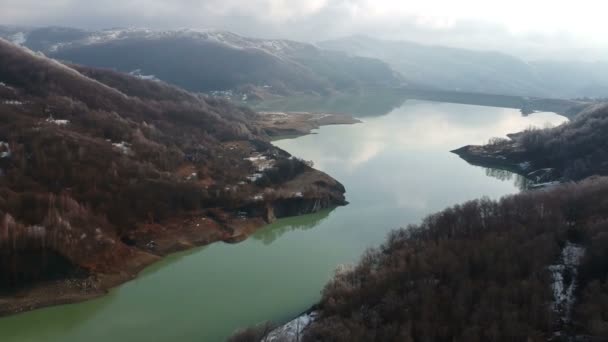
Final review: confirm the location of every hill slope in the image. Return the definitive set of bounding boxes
[303,177,608,341]
[0,38,346,315]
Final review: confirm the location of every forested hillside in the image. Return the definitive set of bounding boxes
[454,103,608,183]
[0,38,346,314]
[304,177,608,341]
[297,103,608,342]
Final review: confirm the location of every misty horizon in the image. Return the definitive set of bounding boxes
[1,0,608,61]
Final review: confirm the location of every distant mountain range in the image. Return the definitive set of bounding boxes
[0,26,404,98]
[1,26,606,100]
[319,35,608,99]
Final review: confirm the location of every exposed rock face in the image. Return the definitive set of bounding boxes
[0,38,347,315]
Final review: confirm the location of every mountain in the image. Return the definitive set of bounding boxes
[319,35,608,99]
[4,28,606,101]
[319,35,547,96]
[0,27,404,99]
[530,60,608,99]
[0,38,346,315]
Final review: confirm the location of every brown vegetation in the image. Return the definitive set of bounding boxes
[454,103,608,183]
[0,38,346,313]
[515,104,608,180]
[303,177,608,341]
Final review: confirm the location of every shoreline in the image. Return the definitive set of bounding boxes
[0,164,347,317]
[256,111,361,137]
[451,145,562,188]
[0,206,343,318]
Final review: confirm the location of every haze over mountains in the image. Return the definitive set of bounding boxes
[319,35,608,98]
[1,26,607,100]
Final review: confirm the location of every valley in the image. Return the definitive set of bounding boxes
[0,100,568,341]
[0,21,607,342]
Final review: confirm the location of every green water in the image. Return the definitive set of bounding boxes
[0,100,567,341]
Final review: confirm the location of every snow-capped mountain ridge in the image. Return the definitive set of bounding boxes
[23,27,310,59]
[0,26,313,58]
[0,26,403,96]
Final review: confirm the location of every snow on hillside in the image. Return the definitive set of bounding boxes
[0,142,10,159]
[548,242,585,325]
[45,28,310,59]
[129,69,160,82]
[10,32,26,45]
[263,312,318,342]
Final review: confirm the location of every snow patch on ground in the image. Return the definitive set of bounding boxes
[129,69,160,82]
[10,32,26,45]
[26,225,47,238]
[549,242,585,324]
[245,153,274,172]
[245,153,275,183]
[263,312,318,342]
[45,28,303,61]
[210,90,233,99]
[247,173,263,182]
[45,116,69,125]
[519,161,531,171]
[0,142,10,158]
[48,43,68,53]
[528,181,561,190]
[527,168,556,183]
[3,100,24,106]
[111,141,132,155]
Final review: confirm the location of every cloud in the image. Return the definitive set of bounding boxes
[0,0,607,60]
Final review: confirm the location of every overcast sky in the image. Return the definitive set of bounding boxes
[1,0,607,60]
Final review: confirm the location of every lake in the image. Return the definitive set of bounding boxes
[0,100,568,341]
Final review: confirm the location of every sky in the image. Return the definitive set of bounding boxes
[1,0,607,60]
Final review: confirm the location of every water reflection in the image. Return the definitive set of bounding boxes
[137,245,210,280]
[253,89,407,117]
[1,290,115,341]
[484,168,533,191]
[280,102,568,173]
[255,89,572,121]
[253,208,334,245]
